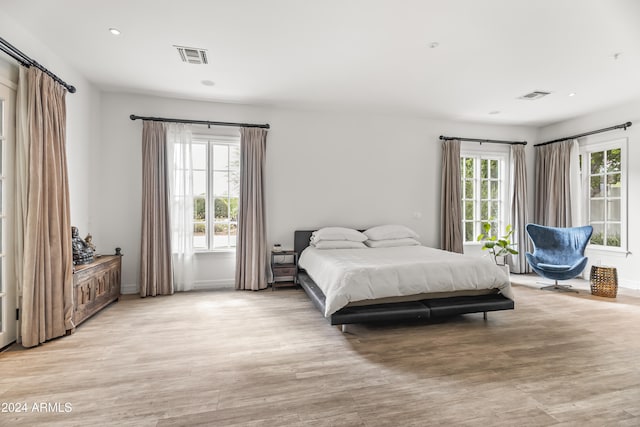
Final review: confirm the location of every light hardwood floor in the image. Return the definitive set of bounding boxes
[1,278,640,426]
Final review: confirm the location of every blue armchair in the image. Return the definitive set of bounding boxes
[525,224,593,292]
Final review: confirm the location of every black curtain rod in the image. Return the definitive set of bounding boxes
[129,114,270,129]
[535,121,632,147]
[0,36,76,93]
[439,135,527,145]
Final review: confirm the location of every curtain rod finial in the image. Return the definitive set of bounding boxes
[68,85,76,93]
[129,114,136,121]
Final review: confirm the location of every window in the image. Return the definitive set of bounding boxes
[580,139,627,250]
[191,136,240,250]
[460,152,508,243]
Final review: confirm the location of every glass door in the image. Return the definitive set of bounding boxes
[0,81,16,349]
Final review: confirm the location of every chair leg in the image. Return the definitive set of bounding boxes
[540,279,579,293]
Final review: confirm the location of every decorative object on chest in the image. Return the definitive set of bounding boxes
[71,226,94,265]
[270,250,298,290]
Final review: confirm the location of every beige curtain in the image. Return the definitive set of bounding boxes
[509,145,530,274]
[440,139,463,253]
[140,121,174,296]
[235,128,268,291]
[18,67,73,347]
[534,140,573,227]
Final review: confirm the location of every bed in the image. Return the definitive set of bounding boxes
[294,230,514,329]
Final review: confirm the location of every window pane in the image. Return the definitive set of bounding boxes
[193,170,207,196]
[192,144,207,170]
[607,200,621,222]
[590,151,604,174]
[590,176,603,198]
[590,223,604,245]
[606,148,621,172]
[213,144,229,170]
[490,181,499,199]
[464,222,474,242]
[490,160,498,179]
[0,100,3,137]
[481,180,488,200]
[230,145,240,170]
[465,180,473,199]
[214,223,230,248]
[229,197,239,221]
[490,222,498,238]
[607,173,621,197]
[490,202,499,219]
[480,201,488,219]
[590,199,604,221]
[193,197,206,221]
[606,223,621,247]
[230,223,238,247]
[464,158,474,178]
[214,197,230,220]
[0,141,3,175]
[480,159,488,179]
[213,171,229,196]
[229,171,240,197]
[465,201,474,220]
[193,222,206,249]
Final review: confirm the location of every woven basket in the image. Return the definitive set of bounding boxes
[590,266,618,298]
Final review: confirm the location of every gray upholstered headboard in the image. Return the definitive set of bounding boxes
[294,230,315,257]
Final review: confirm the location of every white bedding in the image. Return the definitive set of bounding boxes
[298,246,513,317]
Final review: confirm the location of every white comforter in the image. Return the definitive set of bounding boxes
[298,246,513,317]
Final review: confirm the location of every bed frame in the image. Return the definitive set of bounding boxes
[294,230,514,329]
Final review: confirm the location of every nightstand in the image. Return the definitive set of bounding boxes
[270,250,298,290]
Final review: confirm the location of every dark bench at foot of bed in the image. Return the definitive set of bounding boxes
[298,272,514,328]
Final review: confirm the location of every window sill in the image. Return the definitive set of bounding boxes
[194,249,236,255]
[586,246,630,257]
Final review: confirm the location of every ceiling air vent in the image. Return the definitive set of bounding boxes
[518,90,551,100]
[174,45,208,65]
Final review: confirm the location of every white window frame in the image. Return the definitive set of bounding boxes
[579,137,628,253]
[192,134,240,252]
[460,146,510,245]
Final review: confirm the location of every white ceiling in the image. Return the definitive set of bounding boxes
[2,0,639,126]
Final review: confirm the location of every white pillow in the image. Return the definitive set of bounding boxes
[364,225,419,241]
[310,227,367,243]
[364,238,421,248]
[311,240,367,249]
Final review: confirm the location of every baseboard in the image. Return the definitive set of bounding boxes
[620,278,640,290]
[121,283,138,295]
[121,279,233,294]
[192,279,234,290]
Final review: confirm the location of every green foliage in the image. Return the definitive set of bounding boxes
[214,197,239,220]
[477,223,518,264]
[194,198,206,220]
[590,231,621,247]
[194,223,205,234]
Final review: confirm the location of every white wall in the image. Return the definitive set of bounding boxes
[0,14,101,234]
[538,98,640,289]
[98,92,537,293]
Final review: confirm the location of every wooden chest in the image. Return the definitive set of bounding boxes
[72,255,122,329]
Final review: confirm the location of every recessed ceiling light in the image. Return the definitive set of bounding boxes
[489,110,500,115]
[429,42,440,49]
[109,28,121,36]
[568,92,576,97]
[201,80,215,87]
